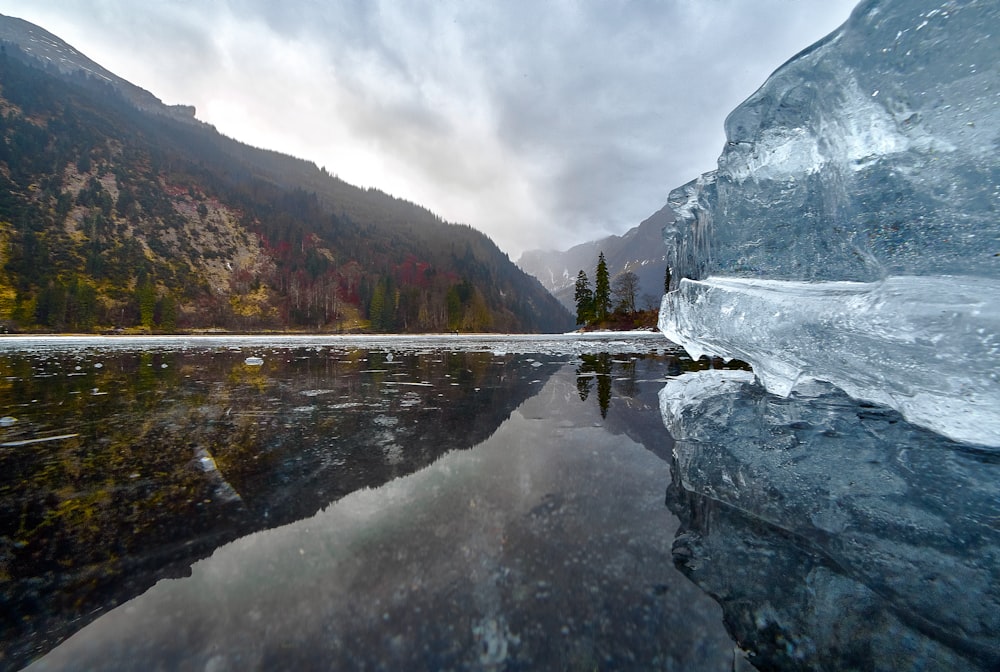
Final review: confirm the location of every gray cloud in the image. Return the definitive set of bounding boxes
[0,0,858,256]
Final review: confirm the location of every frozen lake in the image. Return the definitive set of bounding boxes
[0,333,744,670]
[3,332,997,670]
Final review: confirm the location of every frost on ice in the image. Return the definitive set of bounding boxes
[659,0,1000,447]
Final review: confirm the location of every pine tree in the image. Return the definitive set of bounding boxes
[137,279,156,329]
[446,285,462,331]
[594,252,610,322]
[158,292,178,332]
[574,270,594,325]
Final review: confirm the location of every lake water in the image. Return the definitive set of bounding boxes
[2,333,997,671]
[0,333,745,670]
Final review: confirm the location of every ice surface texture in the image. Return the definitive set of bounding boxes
[660,0,1000,446]
[662,275,1000,445]
[664,0,999,282]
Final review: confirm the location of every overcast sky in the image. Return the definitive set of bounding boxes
[0,0,858,258]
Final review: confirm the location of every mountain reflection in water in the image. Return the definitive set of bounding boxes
[1,334,745,670]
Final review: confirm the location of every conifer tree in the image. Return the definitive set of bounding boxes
[137,279,156,329]
[594,252,610,321]
[158,293,178,332]
[574,270,594,325]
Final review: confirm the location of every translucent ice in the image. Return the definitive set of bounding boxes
[661,275,1000,445]
[659,370,1000,669]
[660,0,1000,446]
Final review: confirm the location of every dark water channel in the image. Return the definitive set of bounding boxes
[0,334,745,670]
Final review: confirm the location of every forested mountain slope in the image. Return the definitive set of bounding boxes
[0,18,572,333]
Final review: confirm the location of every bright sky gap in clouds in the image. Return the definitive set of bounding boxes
[0,1,859,258]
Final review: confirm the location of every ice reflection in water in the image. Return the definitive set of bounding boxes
[661,370,1000,671]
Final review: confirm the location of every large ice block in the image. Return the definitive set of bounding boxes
[660,0,1000,446]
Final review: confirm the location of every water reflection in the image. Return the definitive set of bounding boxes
[1,333,746,669]
[20,340,744,671]
[660,370,1000,671]
[576,351,743,419]
[1,341,566,668]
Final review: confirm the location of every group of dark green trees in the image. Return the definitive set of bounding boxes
[573,252,642,326]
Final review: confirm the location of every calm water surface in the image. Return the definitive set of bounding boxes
[0,333,746,670]
[7,334,993,670]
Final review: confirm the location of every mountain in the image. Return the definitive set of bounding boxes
[517,204,673,313]
[0,15,573,334]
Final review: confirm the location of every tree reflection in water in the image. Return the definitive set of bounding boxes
[576,351,746,419]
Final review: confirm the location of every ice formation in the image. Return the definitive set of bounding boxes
[660,370,1000,669]
[659,0,1000,447]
